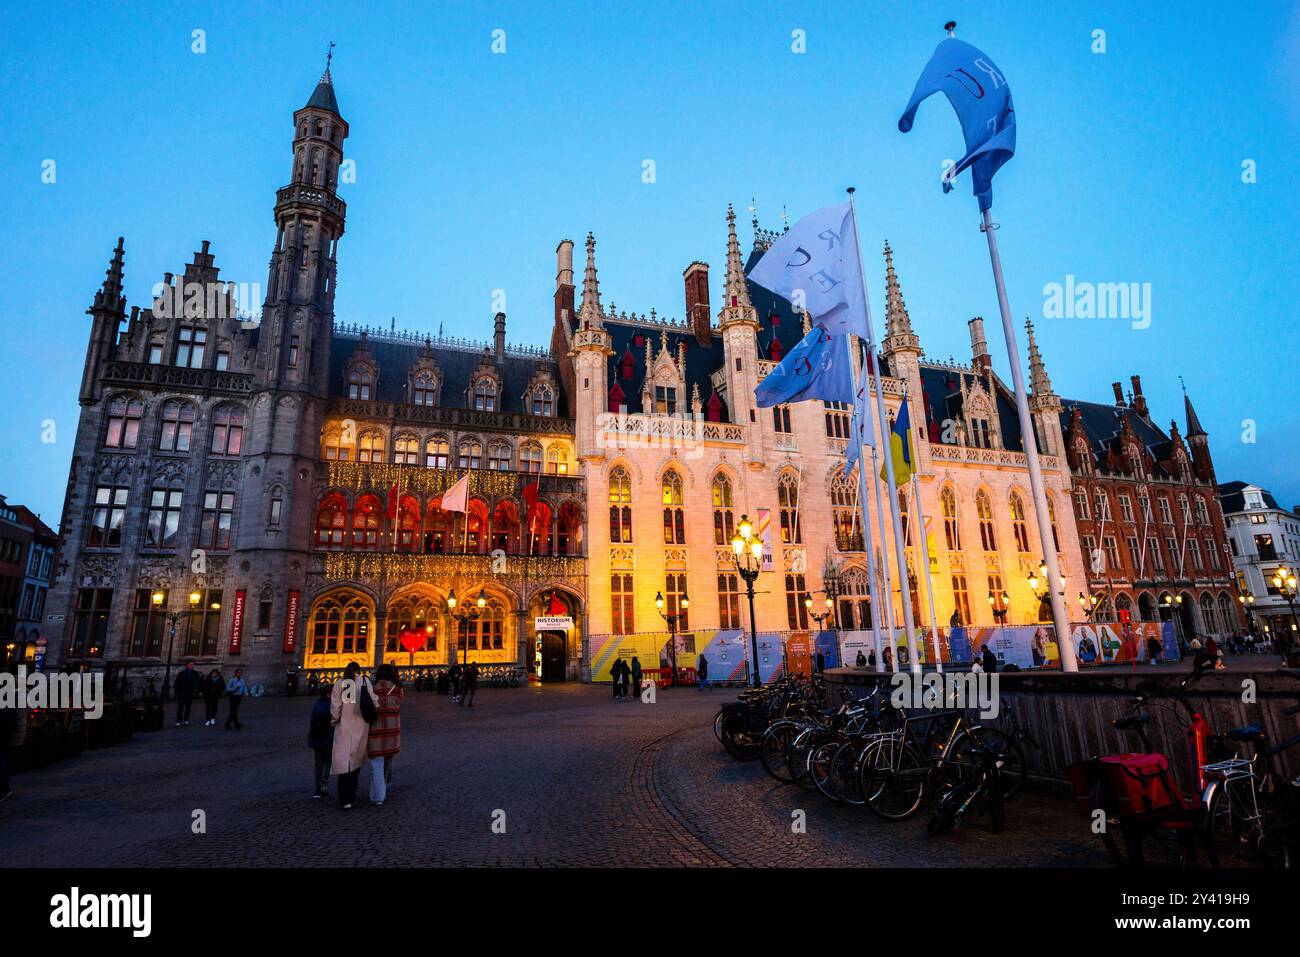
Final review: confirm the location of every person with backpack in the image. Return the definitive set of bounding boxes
[307,683,334,799]
[174,661,201,727]
[224,668,247,730]
[367,664,403,805]
[630,656,642,699]
[330,661,373,810]
[460,661,478,708]
[201,668,224,726]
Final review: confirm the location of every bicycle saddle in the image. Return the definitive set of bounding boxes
[1112,715,1151,730]
[1225,723,1266,743]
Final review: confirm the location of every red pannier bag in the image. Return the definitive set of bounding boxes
[1099,753,1183,818]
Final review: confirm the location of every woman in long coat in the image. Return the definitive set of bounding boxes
[330,661,372,810]
[366,663,403,806]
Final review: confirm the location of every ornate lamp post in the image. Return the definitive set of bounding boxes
[987,589,1009,626]
[446,589,487,668]
[730,514,765,688]
[1270,565,1298,651]
[1238,592,1256,636]
[153,589,207,704]
[803,592,834,631]
[1078,592,1101,621]
[654,589,689,686]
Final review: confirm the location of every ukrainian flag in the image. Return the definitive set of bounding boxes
[880,395,915,486]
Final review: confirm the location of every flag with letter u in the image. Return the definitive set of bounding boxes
[755,326,853,408]
[880,395,915,486]
[747,201,869,340]
[898,37,1016,212]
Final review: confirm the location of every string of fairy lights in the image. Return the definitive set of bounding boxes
[324,552,586,584]
[326,461,520,500]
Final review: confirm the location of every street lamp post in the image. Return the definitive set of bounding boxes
[1027,559,1066,624]
[446,588,487,672]
[1270,565,1298,654]
[730,514,766,688]
[803,592,834,631]
[654,589,689,686]
[1078,592,1101,621]
[987,590,1009,626]
[1238,592,1256,636]
[152,589,206,705]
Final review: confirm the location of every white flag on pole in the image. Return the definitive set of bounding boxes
[748,201,870,341]
[440,474,470,513]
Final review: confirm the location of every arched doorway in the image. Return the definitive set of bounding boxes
[527,588,582,682]
[1179,591,1197,640]
[1138,592,1157,622]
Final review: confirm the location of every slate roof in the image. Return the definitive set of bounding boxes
[328,332,567,417]
[1218,480,1282,515]
[1058,400,1176,477]
[305,76,339,114]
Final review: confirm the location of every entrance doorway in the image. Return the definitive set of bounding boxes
[540,631,566,682]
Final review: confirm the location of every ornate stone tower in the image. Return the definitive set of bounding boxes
[1184,387,1215,484]
[879,241,927,470]
[716,205,763,464]
[1025,319,1064,457]
[571,233,612,462]
[80,237,126,405]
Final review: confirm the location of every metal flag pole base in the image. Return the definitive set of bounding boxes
[980,207,1078,672]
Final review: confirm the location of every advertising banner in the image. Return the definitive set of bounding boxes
[785,632,812,676]
[283,590,300,654]
[1070,620,1177,664]
[228,589,246,655]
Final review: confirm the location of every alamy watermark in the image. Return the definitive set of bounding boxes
[889,670,999,719]
[1042,274,1151,329]
[1,666,104,719]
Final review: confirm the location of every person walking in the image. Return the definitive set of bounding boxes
[1146,633,1162,664]
[367,664,403,805]
[630,656,642,699]
[174,661,201,727]
[816,650,826,674]
[980,643,999,674]
[697,654,709,690]
[449,663,462,704]
[460,661,478,708]
[224,668,247,730]
[610,658,624,700]
[330,661,373,810]
[307,683,334,799]
[200,669,223,726]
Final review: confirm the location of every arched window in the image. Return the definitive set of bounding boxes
[394,496,420,552]
[157,400,196,452]
[898,489,913,546]
[712,474,735,546]
[472,378,497,412]
[546,444,569,476]
[662,470,685,545]
[530,384,554,416]
[519,441,543,475]
[348,366,373,400]
[351,494,382,550]
[1195,497,1210,526]
[1200,593,1217,634]
[1046,493,1060,552]
[411,371,436,407]
[1010,492,1031,553]
[488,441,512,471]
[609,466,632,543]
[942,486,962,551]
[1217,593,1235,633]
[557,501,583,555]
[358,431,385,464]
[393,434,418,466]
[314,495,347,549]
[105,395,144,449]
[458,439,482,470]
[831,474,860,551]
[467,600,505,651]
[425,435,449,469]
[385,593,439,653]
[322,426,351,461]
[424,502,453,554]
[976,490,997,552]
[778,472,801,544]
[1178,494,1191,524]
[465,499,489,553]
[492,500,520,553]
[210,405,245,456]
[309,592,370,656]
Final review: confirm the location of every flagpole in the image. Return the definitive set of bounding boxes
[911,469,944,673]
[980,207,1078,671]
[868,443,897,673]
[844,333,886,674]
[849,188,921,673]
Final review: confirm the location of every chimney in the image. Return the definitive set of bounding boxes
[554,239,575,326]
[1112,381,1125,405]
[967,317,992,373]
[494,312,506,362]
[684,261,711,347]
[1129,374,1148,417]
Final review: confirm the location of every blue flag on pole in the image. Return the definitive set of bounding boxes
[747,202,870,340]
[754,326,853,408]
[843,383,876,479]
[898,37,1016,212]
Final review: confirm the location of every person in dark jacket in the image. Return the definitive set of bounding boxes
[697,654,709,690]
[980,644,998,674]
[610,659,624,700]
[816,651,826,673]
[307,684,334,798]
[449,663,463,704]
[201,669,224,726]
[1146,634,1162,664]
[855,650,867,668]
[630,657,643,699]
[460,662,478,707]
[174,661,201,727]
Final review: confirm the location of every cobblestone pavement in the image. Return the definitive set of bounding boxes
[1,684,1108,867]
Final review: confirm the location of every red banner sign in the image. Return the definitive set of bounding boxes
[229,589,246,655]
[283,590,300,654]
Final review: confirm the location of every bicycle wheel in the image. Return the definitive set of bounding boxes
[1203,778,1253,868]
[760,722,801,783]
[861,737,926,821]
[810,740,845,803]
[947,727,1026,799]
[927,783,966,836]
[828,741,868,807]
[720,711,762,761]
[789,728,826,791]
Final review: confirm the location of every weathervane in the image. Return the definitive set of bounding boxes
[326,40,335,72]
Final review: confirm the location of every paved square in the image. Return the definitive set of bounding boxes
[2,685,1108,867]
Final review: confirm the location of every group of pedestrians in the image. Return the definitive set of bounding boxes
[448,661,479,706]
[312,661,405,809]
[172,662,248,729]
[609,656,642,700]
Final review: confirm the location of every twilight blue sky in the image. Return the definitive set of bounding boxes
[1,1,1297,524]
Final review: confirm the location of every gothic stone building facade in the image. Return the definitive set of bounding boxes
[45,69,1238,688]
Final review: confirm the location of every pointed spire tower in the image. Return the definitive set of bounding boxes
[717,204,757,329]
[577,232,603,328]
[571,231,613,462]
[1182,380,1215,483]
[880,241,920,358]
[81,237,127,403]
[1024,319,1063,456]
